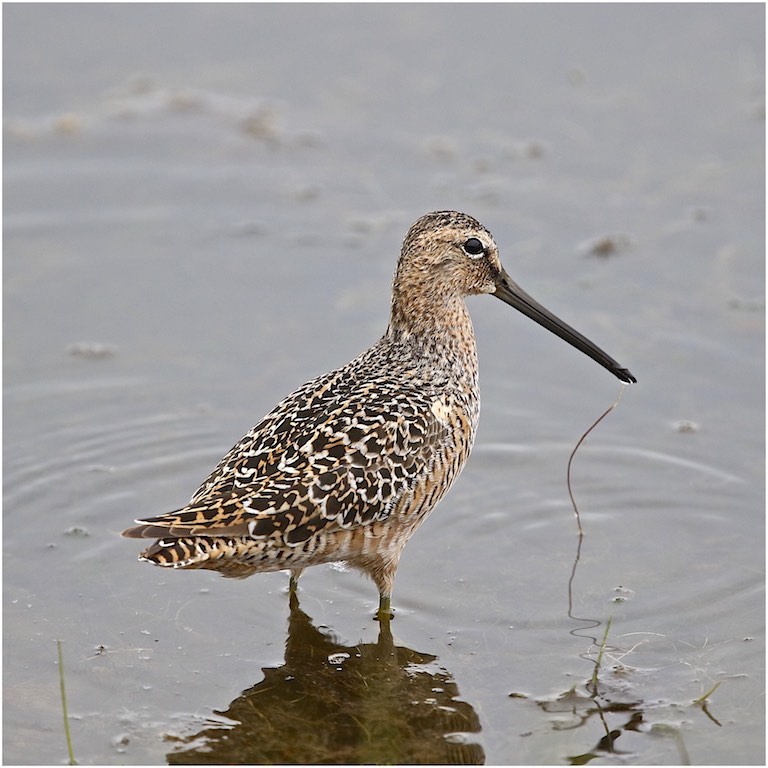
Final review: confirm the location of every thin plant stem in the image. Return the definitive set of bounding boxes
[694,681,723,726]
[693,680,721,704]
[567,384,626,534]
[590,616,613,694]
[57,640,78,765]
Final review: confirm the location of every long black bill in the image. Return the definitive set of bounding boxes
[493,268,636,384]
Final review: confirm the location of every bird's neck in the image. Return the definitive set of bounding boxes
[384,290,479,390]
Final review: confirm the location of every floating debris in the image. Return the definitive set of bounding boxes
[423,136,458,161]
[240,106,278,142]
[67,342,117,359]
[579,233,632,259]
[500,139,546,160]
[64,526,89,537]
[727,296,764,312]
[5,112,84,138]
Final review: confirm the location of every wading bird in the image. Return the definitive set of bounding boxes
[123,211,635,619]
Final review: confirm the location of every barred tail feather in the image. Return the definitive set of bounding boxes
[138,536,290,579]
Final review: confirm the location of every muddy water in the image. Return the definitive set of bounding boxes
[4,4,764,765]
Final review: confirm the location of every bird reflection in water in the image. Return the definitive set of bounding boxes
[166,594,484,765]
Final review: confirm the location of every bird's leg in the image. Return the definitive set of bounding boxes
[376,592,394,622]
[288,568,303,594]
[371,558,398,621]
[355,549,399,621]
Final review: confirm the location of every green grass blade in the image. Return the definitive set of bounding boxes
[590,616,613,693]
[57,640,78,765]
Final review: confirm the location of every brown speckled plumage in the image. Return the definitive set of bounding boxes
[123,210,635,618]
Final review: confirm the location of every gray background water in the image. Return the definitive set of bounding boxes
[4,4,764,765]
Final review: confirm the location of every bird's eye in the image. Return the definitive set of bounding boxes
[462,237,485,257]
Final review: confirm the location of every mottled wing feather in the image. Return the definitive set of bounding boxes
[188,368,342,502]
[130,367,451,544]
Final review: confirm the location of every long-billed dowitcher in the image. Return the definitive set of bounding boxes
[123,211,635,619]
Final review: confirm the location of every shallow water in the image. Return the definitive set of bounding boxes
[4,4,764,765]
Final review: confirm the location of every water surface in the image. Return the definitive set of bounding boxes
[4,4,764,765]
